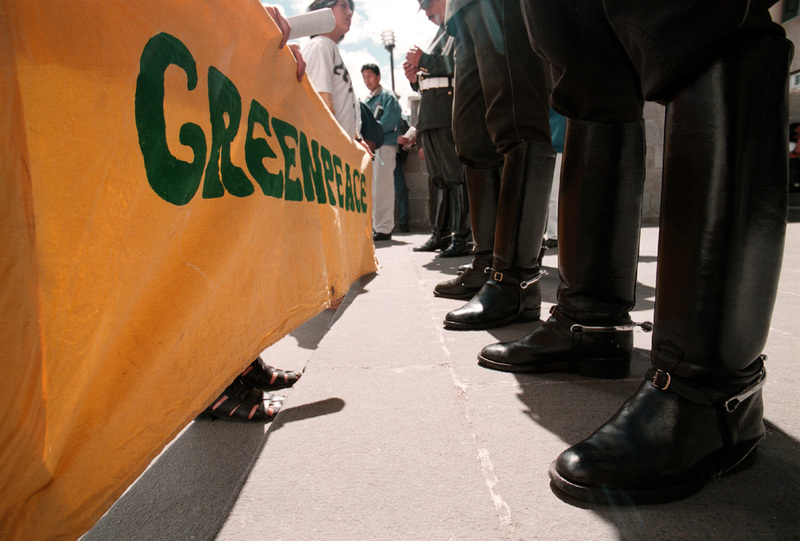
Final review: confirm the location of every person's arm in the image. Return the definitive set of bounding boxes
[407,46,454,77]
[287,45,306,82]
[403,60,420,92]
[302,38,336,114]
[264,5,290,48]
[381,94,402,134]
[263,5,306,81]
[418,50,454,77]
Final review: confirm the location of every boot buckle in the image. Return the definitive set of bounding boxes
[650,369,672,390]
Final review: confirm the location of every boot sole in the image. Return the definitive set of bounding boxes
[548,438,762,505]
[433,289,482,300]
[477,354,630,379]
[443,308,541,331]
[439,251,470,258]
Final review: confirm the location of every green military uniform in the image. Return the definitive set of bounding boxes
[411,26,469,256]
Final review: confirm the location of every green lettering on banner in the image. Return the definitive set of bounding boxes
[360,169,368,213]
[352,169,362,213]
[272,118,303,202]
[333,155,344,209]
[299,132,326,204]
[204,66,253,198]
[135,33,207,206]
[245,99,283,198]
[344,164,355,212]
[320,146,337,207]
[135,32,364,213]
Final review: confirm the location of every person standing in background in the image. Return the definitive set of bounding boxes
[302,0,360,139]
[404,0,470,258]
[436,0,555,330]
[363,63,402,242]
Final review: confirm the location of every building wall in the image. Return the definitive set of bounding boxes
[783,14,800,122]
[403,138,433,231]
[642,103,664,224]
[400,95,439,231]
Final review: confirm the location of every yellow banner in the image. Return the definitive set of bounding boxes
[0,1,376,538]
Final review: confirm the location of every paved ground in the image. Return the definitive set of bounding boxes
[85,224,800,541]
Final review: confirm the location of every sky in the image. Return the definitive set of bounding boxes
[263,0,440,115]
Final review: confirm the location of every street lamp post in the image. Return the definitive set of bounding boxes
[380,29,396,91]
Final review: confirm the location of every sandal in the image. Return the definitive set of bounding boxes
[240,357,301,392]
[199,378,283,423]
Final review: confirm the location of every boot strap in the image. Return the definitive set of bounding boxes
[491,269,544,289]
[646,359,767,413]
[550,306,653,334]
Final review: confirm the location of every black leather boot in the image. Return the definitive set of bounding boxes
[435,262,490,300]
[434,167,499,299]
[440,234,469,257]
[550,35,791,504]
[440,183,471,257]
[444,143,554,330]
[478,308,649,377]
[478,119,646,372]
[414,184,451,252]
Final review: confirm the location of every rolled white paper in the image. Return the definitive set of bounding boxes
[401,126,417,149]
[287,9,335,40]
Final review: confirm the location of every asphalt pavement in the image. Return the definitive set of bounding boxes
[84,223,800,541]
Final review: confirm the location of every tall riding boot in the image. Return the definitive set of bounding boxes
[444,142,555,330]
[414,183,451,252]
[434,167,499,299]
[478,119,646,377]
[440,182,471,257]
[550,35,792,503]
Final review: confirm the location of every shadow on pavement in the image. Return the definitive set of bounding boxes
[421,253,472,277]
[277,273,377,353]
[511,370,800,538]
[373,238,409,248]
[83,274,376,540]
[82,398,345,540]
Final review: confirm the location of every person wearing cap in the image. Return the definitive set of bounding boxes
[403,0,469,258]
[301,0,360,140]
[437,0,555,330]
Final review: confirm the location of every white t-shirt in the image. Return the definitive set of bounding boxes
[302,35,360,139]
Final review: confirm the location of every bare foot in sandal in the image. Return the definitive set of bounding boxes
[239,357,301,392]
[199,378,284,423]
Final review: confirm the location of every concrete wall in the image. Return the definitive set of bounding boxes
[402,139,434,232]
[642,102,665,224]
[783,13,800,122]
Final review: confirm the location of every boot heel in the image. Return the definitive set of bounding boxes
[576,357,631,379]
[517,307,541,323]
[720,437,762,476]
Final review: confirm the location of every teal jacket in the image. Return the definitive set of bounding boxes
[365,86,402,147]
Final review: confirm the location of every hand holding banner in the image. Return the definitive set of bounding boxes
[0,0,375,538]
